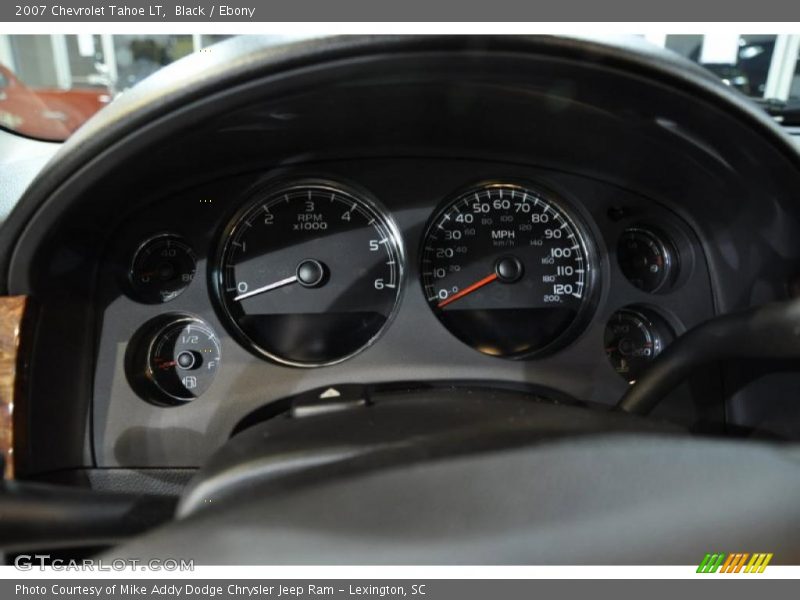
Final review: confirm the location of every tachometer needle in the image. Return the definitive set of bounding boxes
[234,275,298,301]
[437,272,498,308]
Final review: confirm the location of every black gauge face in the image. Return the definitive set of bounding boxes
[130,234,197,303]
[216,182,402,366]
[421,183,596,358]
[604,308,672,382]
[617,227,676,293]
[146,318,221,402]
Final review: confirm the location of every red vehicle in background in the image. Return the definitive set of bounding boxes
[0,64,111,141]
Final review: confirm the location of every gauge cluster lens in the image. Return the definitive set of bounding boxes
[215,182,402,366]
[130,234,196,303]
[617,227,677,293]
[421,183,596,357]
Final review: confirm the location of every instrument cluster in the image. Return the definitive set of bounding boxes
[115,173,702,406]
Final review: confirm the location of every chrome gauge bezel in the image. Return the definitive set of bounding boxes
[419,180,600,359]
[211,179,405,368]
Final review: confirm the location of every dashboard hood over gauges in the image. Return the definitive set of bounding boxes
[3,35,800,564]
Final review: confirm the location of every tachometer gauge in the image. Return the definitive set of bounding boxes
[214,181,403,366]
[421,182,597,358]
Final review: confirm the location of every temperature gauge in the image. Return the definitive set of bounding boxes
[129,316,221,405]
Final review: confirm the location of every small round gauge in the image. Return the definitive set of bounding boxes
[604,308,673,382]
[421,182,597,358]
[130,234,197,303]
[617,227,677,293]
[215,181,402,366]
[144,317,221,403]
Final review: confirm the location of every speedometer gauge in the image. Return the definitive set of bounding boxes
[214,181,402,366]
[421,182,597,358]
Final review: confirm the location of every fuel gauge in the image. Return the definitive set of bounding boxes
[128,316,221,405]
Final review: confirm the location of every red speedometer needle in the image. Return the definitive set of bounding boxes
[437,273,499,308]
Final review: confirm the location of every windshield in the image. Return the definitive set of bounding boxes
[0,33,798,142]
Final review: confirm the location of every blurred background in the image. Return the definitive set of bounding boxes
[0,33,798,141]
[661,34,800,98]
[0,34,232,91]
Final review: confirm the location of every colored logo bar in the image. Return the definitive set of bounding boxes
[697,553,773,573]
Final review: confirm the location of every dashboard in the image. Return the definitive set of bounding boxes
[92,159,716,468]
[5,36,800,483]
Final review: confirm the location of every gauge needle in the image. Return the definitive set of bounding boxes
[234,275,298,301]
[437,273,499,308]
